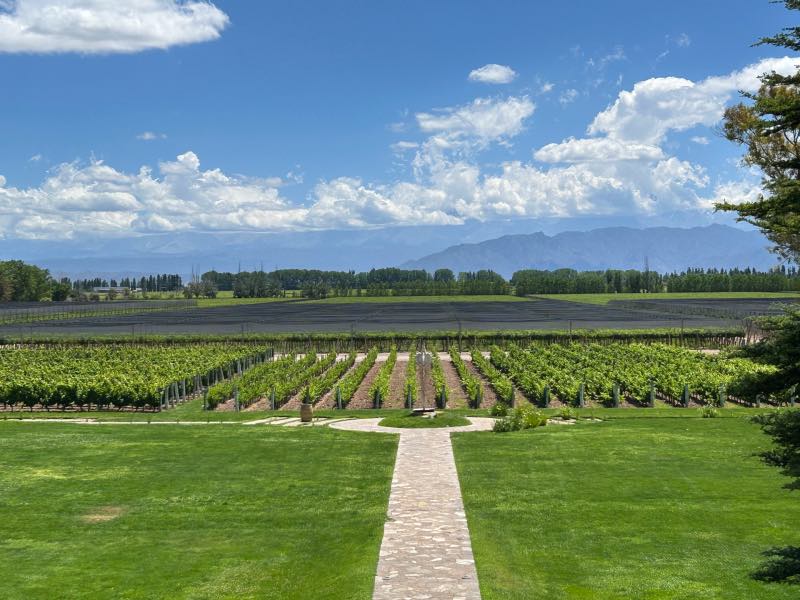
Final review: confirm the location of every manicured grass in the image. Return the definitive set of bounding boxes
[379,411,471,428]
[0,423,396,600]
[535,291,800,305]
[0,399,493,422]
[453,415,800,599]
[2,402,782,422]
[306,294,530,304]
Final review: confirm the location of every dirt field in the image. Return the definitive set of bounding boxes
[0,297,765,337]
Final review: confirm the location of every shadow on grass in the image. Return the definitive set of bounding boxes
[751,546,800,584]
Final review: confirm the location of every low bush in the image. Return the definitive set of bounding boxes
[701,405,720,418]
[490,402,509,417]
[493,405,547,432]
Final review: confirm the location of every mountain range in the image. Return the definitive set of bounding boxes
[402,225,781,278]
[0,221,782,279]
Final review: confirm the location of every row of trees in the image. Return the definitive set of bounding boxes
[201,268,509,298]
[511,267,800,295]
[70,274,183,293]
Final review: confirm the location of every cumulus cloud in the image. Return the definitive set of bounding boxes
[691,136,710,145]
[534,137,664,163]
[0,57,792,239]
[416,96,535,145]
[0,0,229,54]
[468,63,517,84]
[0,152,306,238]
[588,56,798,144]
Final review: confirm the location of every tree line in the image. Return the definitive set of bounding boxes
[511,267,800,295]
[201,268,509,298]
[1,259,798,302]
[71,274,183,293]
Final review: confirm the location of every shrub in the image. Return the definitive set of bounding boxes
[493,404,547,432]
[493,417,516,432]
[701,405,720,418]
[558,406,577,420]
[490,402,509,417]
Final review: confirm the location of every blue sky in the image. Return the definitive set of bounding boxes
[0,0,797,241]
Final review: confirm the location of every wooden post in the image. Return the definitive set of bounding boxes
[543,385,550,408]
[612,383,620,408]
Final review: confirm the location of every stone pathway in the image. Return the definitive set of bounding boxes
[331,417,493,600]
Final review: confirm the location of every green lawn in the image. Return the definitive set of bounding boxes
[379,411,471,428]
[1,402,780,423]
[453,415,800,599]
[0,399,494,422]
[0,424,396,599]
[535,291,800,305]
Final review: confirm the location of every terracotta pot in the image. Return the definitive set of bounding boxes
[300,402,313,423]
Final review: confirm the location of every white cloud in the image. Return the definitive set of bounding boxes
[675,33,691,48]
[538,81,554,94]
[588,56,798,144]
[136,131,167,141]
[0,0,229,54]
[1,58,793,239]
[29,153,42,162]
[0,152,306,239]
[468,63,517,84]
[534,137,664,163]
[391,141,419,152]
[416,96,535,146]
[690,136,710,145]
[587,46,626,70]
[559,88,578,105]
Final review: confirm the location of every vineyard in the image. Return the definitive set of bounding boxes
[487,343,781,407]
[0,341,790,412]
[0,343,273,411]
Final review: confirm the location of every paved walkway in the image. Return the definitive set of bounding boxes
[331,417,493,600]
